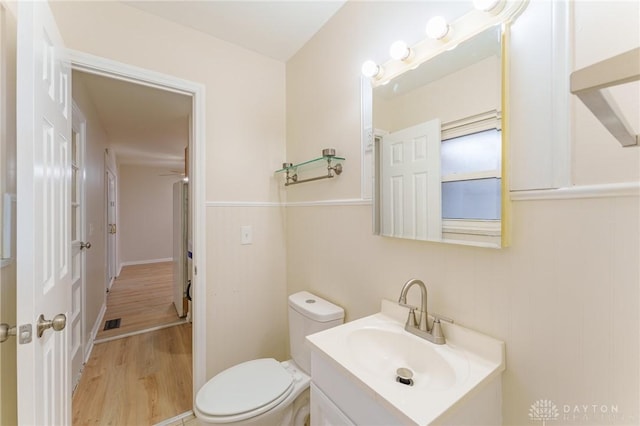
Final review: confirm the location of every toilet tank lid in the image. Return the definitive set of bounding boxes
[288,291,344,322]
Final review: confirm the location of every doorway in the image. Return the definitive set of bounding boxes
[68,51,206,422]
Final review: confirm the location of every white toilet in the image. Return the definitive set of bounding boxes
[194,291,344,426]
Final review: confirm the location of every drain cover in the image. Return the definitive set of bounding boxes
[103,318,121,330]
[396,367,414,386]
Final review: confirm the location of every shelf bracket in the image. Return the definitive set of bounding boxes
[570,47,640,147]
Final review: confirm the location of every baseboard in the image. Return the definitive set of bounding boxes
[153,411,194,426]
[118,258,173,270]
[84,302,107,364]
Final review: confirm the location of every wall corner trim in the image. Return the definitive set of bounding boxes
[205,199,373,208]
[205,201,282,207]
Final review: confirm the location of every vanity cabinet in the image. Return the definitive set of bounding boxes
[310,384,354,426]
[310,352,408,426]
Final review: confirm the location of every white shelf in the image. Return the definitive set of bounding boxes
[570,47,640,147]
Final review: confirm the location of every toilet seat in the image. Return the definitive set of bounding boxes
[196,358,295,422]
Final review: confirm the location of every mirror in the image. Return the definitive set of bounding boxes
[365,25,506,248]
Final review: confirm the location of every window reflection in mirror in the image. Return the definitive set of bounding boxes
[368,25,504,248]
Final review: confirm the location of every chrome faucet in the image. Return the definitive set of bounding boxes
[397,278,452,345]
[398,279,429,331]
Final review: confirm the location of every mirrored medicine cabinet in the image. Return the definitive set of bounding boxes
[362,19,513,249]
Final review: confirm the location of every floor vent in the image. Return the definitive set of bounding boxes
[104,318,121,331]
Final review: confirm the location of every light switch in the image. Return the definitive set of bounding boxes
[241,225,253,245]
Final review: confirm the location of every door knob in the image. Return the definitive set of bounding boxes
[0,323,16,343]
[37,314,66,338]
[80,241,91,250]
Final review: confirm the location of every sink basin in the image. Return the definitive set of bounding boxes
[347,326,469,390]
[306,300,505,425]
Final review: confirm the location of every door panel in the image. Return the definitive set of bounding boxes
[106,170,117,285]
[381,119,442,241]
[17,1,71,424]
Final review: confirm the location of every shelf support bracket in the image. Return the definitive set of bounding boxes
[570,47,640,147]
[285,158,343,186]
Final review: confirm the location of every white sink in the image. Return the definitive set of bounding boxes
[306,300,505,425]
[347,325,469,391]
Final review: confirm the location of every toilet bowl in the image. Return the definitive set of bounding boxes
[194,359,310,426]
[194,292,344,426]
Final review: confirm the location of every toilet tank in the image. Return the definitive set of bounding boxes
[288,291,344,375]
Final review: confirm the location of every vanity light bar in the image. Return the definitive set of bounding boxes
[361,60,383,79]
[425,16,450,40]
[473,0,506,13]
[389,41,413,61]
[362,0,528,87]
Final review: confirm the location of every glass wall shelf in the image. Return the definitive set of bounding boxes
[275,148,345,186]
[275,155,345,173]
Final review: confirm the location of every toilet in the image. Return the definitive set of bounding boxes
[194,291,344,426]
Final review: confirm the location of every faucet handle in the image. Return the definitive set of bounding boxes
[431,319,444,341]
[431,313,454,324]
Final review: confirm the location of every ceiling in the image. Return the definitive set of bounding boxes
[123,1,347,62]
[76,1,345,170]
[74,71,192,170]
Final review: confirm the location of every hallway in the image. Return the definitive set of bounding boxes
[97,262,184,341]
[72,323,192,425]
[71,261,193,424]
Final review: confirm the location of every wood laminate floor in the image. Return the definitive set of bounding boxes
[72,323,193,425]
[97,262,182,340]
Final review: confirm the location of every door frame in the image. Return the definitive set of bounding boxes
[67,49,207,396]
[70,101,87,389]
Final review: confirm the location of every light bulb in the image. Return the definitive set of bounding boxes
[361,60,382,78]
[425,16,450,40]
[473,0,501,12]
[389,40,412,61]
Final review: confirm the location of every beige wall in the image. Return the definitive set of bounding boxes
[118,165,179,264]
[50,1,288,378]
[71,72,111,346]
[0,1,17,423]
[207,206,288,369]
[286,2,639,426]
[376,55,500,133]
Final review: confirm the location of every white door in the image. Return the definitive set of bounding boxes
[381,119,442,241]
[106,169,117,287]
[16,1,72,424]
[71,104,88,389]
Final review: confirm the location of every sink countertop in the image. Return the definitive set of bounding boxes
[306,299,506,425]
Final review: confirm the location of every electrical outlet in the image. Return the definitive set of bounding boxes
[241,225,253,245]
